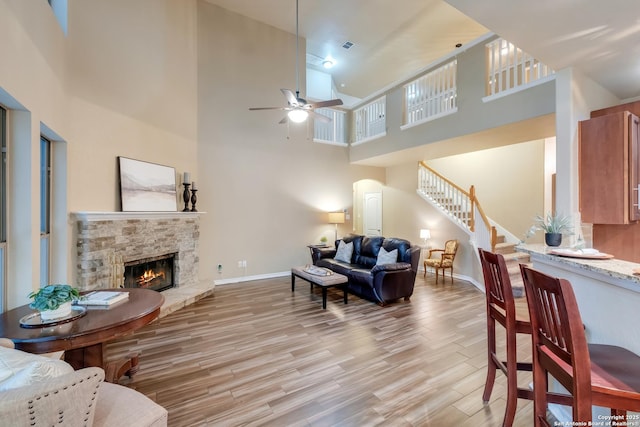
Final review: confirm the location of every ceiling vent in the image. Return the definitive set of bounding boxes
[342,41,354,50]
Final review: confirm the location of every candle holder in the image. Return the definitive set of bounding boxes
[190,189,198,212]
[182,183,191,212]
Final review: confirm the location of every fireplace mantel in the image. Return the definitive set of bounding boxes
[71,211,204,222]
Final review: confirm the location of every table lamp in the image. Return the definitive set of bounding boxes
[420,229,431,247]
[328,212,346,243]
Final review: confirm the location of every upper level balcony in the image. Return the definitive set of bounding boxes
[314,34,556,163]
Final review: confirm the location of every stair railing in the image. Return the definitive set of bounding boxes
[418,161,496,251]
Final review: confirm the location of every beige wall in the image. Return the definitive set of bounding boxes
[426,139,546,240]
[196,3,383,281]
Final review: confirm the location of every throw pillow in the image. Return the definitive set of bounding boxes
[376,247,398,265]
[334,240,354,263]
[0,345,74,392]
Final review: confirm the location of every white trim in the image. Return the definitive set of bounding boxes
[313,139,349,147]
[482,74,556,103]
[350,131,387,146]
[71,211,204,221]
[214,271,290,285]
[400,108,458,131]
[353,32,497,108]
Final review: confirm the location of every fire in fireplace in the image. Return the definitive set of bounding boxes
[123,253,176,292]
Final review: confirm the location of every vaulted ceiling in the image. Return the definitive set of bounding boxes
[204,0,640,101]
[203,0,488,99]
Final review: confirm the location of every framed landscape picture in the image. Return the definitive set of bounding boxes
[118,157,177,211]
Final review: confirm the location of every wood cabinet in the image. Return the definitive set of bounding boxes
[579,111,640,224]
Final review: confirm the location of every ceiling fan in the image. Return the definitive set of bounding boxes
[249,0,343,124]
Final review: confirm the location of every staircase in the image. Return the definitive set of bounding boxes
[492,237,530,298]
[417,161,530,297]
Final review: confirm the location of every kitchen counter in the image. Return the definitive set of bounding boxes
[517,243,640,351]
[516,243,640,293]
[517,243,640,421]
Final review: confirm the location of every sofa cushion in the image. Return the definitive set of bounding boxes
[371,262,412,274]
[376,247,398,265]
[316,258,354,277]
[0,345,74,392]
[334,240,353,263]
[382,238,412,263]
[355,236,384,267]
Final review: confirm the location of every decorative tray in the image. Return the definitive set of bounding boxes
[549,249,614,260]
[303,266,334,276]
[19,305,87,329]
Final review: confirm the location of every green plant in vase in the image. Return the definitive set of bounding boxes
[28,284,80,320]
[320,236,328,245]
[526,212,573,247]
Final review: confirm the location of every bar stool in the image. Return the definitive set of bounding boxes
[520,265,640,426]
[478,249,533,427]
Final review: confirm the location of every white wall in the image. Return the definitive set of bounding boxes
[554,67,619,243]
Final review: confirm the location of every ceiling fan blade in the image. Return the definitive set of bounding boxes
[249,106,287,111]
[308,98,343,109]
[308,110,331,123]
[281,89,299,106]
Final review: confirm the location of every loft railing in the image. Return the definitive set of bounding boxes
[313,108,347,145]
[417,161,496,251]
[352,96,386,144]
[485,38,554,97]
[403,59,457,127]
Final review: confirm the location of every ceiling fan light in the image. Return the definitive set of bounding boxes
[288,109,308,123]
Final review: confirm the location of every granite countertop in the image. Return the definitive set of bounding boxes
[516,243,640,285]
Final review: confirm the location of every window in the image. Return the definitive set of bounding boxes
[47,0,68,35]
[0,106,5,243]
[0,106,6,310]
[40,136,51,285]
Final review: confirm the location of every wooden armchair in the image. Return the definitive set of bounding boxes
[423,239,458,284]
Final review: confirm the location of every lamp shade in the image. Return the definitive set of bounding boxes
[328,212,345,224]
[420,229,431,239]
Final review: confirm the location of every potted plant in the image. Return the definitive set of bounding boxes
[320,236,328,246]
[526,212,573,247]
[28,284,80,321]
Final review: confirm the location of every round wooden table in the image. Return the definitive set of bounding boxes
[0,288,164,382]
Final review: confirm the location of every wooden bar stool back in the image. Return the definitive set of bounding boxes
[520,265,640,426]
[478,249,533,427]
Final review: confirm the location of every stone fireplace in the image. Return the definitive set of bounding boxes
[72,212,200,292]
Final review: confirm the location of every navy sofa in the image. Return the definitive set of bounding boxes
[311,234,421,305]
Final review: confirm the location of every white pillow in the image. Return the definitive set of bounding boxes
[334,240,354,263]
[376,247,398,265]
[0,345,74,392]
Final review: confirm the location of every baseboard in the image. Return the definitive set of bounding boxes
[214,271,290,286]
[216,269,485,293]
[421,268,483,292]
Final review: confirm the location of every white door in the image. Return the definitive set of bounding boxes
[363,192,382,236]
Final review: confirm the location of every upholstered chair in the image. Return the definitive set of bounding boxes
[423,239,458,284]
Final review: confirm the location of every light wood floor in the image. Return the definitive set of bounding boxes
[107,273,537,426]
